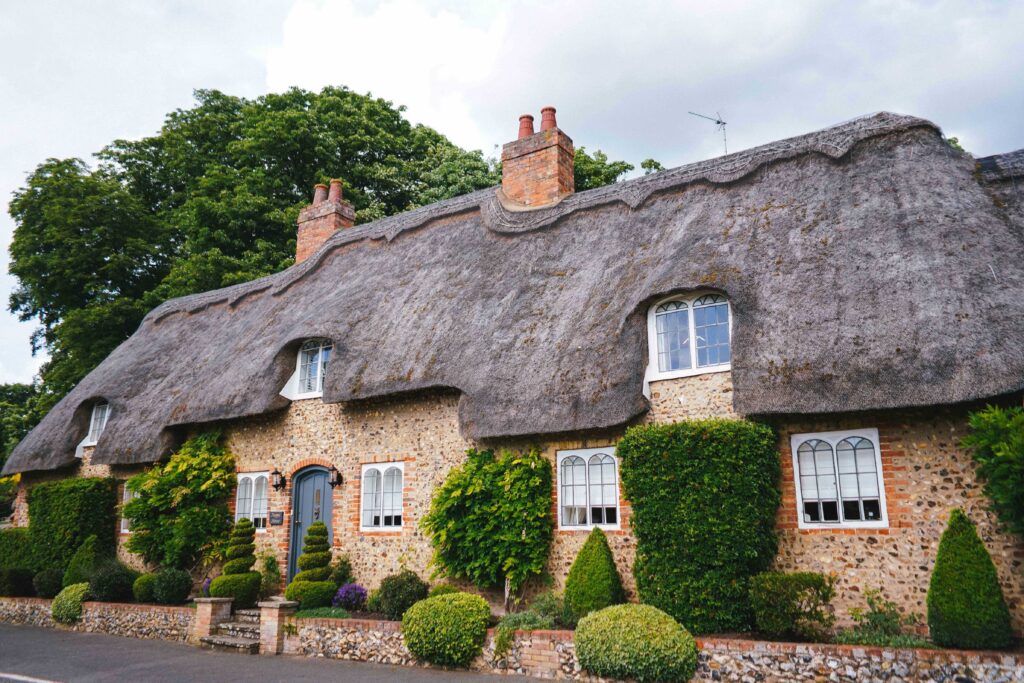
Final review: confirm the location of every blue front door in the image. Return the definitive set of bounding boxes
[289,467,332,580]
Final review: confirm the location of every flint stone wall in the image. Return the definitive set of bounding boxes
[0,597,193,642]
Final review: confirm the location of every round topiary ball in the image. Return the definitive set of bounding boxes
[132,573,158,603]
[576,604,697,683]
[402,592,491,667]
[52,582,91,624]
[88,560,139,603]
[152,568,192,605]
[377,568,429,621]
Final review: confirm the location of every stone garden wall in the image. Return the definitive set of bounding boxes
[0,597,194,642]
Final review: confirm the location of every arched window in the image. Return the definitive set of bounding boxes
[560,455,587,526]
[791,429,887,529]
[235,473,269,529]
[558,448,620,529]
[298,339,333,395]
[588,454,618,526]
[648,293,731,381]
[361,462,404,530]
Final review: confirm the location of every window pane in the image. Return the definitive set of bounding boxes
[840,473,860,497]
[362,469,382,527]
[382,467,402,527]
[804,502,821,522]
[253,476,268,529]
[694,301,730,368]
[863,499,881,520]
[821,500,840,522]
[235,478,253,522]
[561,456,587,526]
[843,500,862,521]
[656,308,691,372]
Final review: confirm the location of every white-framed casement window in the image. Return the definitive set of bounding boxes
[235,472,269,530]
[791,428,888,530]
[557,447,620,530]
[645,293,731,384]
[360,462,404,531]
[85,402,110,445]
[120,484,137,534]
[280,339,333,400]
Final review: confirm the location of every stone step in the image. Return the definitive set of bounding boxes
[199,634,259,655]
[213,621,260,639]
[232,608,261,624]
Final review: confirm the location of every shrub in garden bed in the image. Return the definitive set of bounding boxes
[62,535,103,587]
[376,568,429,621]
[153,568,192,605]
[133,573,158,603]
[52,583,90,624]
[749,571,836,641]
[564,527,625,625]
[258,553,282,600]
[428,583,459,598]
[330,556,353,588]
[209,519,261,608]
[284,522,335,609]
[833,588,930,648]
[576,604,697,683]
[927,509,1013,649]
[403,592,491,667]
[89,560,139,603]
[33,568,64,598]
[294,606,350,619]
[333,583,367,611]
[0,568,35,597]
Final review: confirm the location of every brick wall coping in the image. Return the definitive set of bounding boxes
[1,596,193,616]
[0,597,50,606]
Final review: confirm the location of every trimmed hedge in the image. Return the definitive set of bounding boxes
[33,568,64,598]
[133,573,158,603]
[576,604,697,682]
[89,560,139,603]
[402,592,491,667]
[285,580,336,610]
[749,571,836,641]
[209,519,261,608]
[29,477,117,573]
[618,419,780,633]
[376,569,429,621]
[0,528,34,570]
[563,527,625,624]
[0,568,34,597]
[927,509,1013,649]
[52,582,90,624]
[153,568,192,605]
[284,522,335,609]
[63,535,103,588]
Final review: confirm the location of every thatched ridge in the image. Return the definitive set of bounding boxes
[6,112,1024,474]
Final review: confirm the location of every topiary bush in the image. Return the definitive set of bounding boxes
[749,571,836,641]
[62,535,104,588]
[152,567,192,605]
[333,583,367,611]
[376,568,429,621]
[0,528,35,571]
[927,509,1013,649]
[576,604,697,683]
[88,560,139,603]
[209,519,262,609]
[33,568,64,598]
[563,527,625,625]
[618,419,780,633]
[402,592,491,667]
[28,477,117,574]
[284,522,335,609]
[52,582,90,624]
[133,573,158,603]
[0,568,34,596]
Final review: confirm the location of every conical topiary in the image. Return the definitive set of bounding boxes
[209,518,262,609]
[926,509,1013,649]
[284,522,336,609]
[564,527,626,624]
[63,535,104,588]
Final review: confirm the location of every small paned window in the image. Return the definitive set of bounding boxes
[87,403,110,444]
[791,429,886,529]
[235,473,269,530]
[298,339,332,396]
[558,448,620,529]
[649,293,731,380]
[361,462,404,530]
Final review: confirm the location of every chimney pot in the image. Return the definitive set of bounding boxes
[517,114,535,140]
[540,106,557,131]
[312,183,328,205]
[328,179,343,203]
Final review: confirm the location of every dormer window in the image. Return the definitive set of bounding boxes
[646,293,731,383]
[86,402,109,445]
[281,339,333,400]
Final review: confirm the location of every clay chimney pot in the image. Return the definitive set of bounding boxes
[540,106,557,131]
[312,183,328,205]
[518,114,535,140]
[328,179,343,203]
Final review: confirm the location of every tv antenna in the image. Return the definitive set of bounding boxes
[688,111,728,155]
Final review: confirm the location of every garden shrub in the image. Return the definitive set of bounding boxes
[0,568,34,596]
[962,406,1024,537]
[123,432,235,569]
[333,583,367,611]
[152,567,192,605]
[29,477,116,573]
[749,571,836,641]
[528,591,566,625]
[494,609,555,658]
[428,583,459,598]
[63,535,105,587]
[366,588,381,613]
[132,573,158,603]
[52,582,90,624]
[88,560,139,602]
[33,568,64,598]
[422,448,552,608]
[402,592,491,667]
[376,568,429,621]
[834,589,931,649]
[284,522,335,609]
[927,509,1012,649]
[618,419,780,633]
[209,519,261,608]
[258,553,282,600]
[576,604,697,683]
[0,528,34,570]
[329,556,352,588]
[294,606,350,619]
[563,527,625,625]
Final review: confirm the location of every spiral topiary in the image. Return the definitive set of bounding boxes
[209,518,261,609]
[284,522,335,609]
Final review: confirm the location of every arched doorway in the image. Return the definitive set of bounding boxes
[288,466,333,580]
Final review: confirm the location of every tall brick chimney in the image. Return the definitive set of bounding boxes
[295,178,354,263]
[501,107,574,207]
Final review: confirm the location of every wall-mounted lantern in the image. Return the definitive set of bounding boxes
[328,465,343,488]
[271,468,286,491]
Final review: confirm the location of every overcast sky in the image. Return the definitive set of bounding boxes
[1,0,1022,384]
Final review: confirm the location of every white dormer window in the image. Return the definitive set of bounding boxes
[645,293,731,386]
[280,339,333,400]
[86,402,109,444]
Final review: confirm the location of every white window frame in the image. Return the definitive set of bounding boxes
[644,293,732,392]
[120,484,137,534]
[235,472,270,532]
[360,461,404,532]
[84,402,110,446]
[556,447,621,531]
[790,428,888,530]
[279,339,333,400]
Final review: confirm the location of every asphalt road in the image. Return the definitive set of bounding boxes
[0,623,541,683]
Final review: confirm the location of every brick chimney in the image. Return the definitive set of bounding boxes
[296,178,355,263]
[500,106,574,207]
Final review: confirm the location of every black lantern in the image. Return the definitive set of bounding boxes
[328,465,343,488]
[270,468,286,491]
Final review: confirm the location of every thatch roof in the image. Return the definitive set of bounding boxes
[6,112,1024,474]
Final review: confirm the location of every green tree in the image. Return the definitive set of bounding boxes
[573,147,635,191]
[0,383,42,468]
[962,405,1024,537]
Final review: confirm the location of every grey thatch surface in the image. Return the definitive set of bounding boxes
[6,112,1024,474]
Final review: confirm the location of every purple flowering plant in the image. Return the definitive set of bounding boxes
[333,582,368,611]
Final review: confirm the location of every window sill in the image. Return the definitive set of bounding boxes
[646,363,731,383]
[558,524,621,533]
[290,392,324,401]
[796,520,889,531]
[359,527,403,534]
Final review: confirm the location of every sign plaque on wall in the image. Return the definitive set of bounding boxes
[268,511,285,526]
